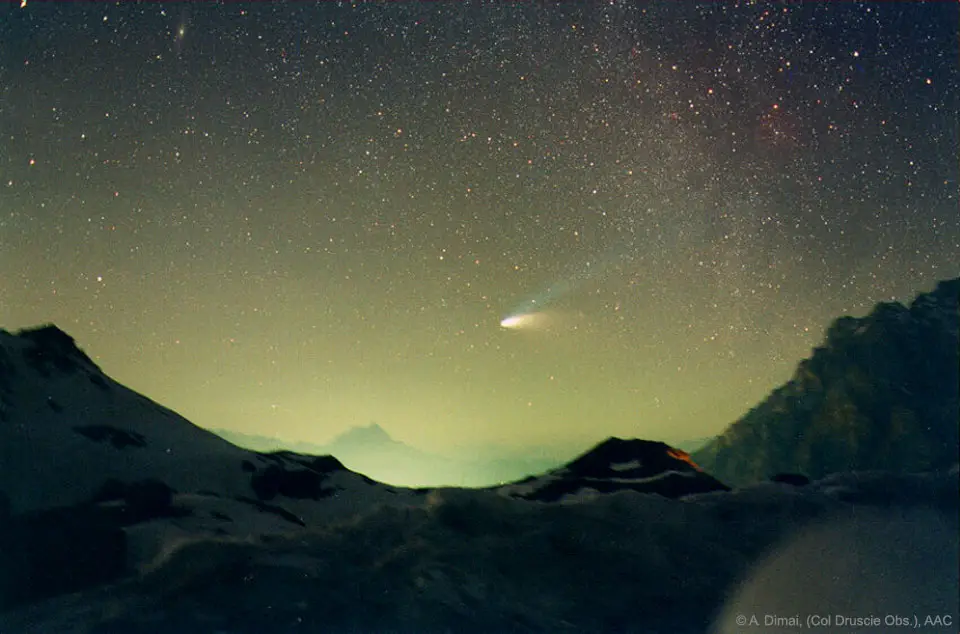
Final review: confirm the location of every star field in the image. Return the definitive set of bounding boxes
[1,2,957,454]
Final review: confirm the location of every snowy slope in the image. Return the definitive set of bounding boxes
[0,325,255,513]
[0,326,418,503]
[0,326,425,576]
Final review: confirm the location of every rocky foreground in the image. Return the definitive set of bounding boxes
[2,467,956,634]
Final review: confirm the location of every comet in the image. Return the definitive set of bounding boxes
[499,248,630,330]
[500,313,540,329]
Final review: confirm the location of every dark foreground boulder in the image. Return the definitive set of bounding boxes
[0,505,127,610]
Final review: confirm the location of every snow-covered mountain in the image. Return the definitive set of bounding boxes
[0,325,426,608]
[0,324,419,510]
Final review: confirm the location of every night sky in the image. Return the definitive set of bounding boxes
[2,2,957,455]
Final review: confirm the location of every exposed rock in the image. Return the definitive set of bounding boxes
[88,373,110,390]
[16,325,101,376]
[235,496,306,527]
[89,479,184,525]
[73,425,148,449]
[124,479,176,519]
[300,454,347,474]
[250,464,337,501]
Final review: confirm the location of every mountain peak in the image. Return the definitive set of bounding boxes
[566,437,705,479]
[361,422,390,436]
[329,422,397,447]
[5,324,102,375]
[497,436,728,502]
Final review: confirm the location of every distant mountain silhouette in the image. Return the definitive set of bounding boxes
[211,424,410,458]
[208,428,314,453]
[213,424,566,487]
[324,422,424,465]
[327,422,395,448]
[694,278,960,486]
[211,423,415,458]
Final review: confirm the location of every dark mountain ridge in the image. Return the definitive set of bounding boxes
[496,438,728,502]
[694,277,959,486]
